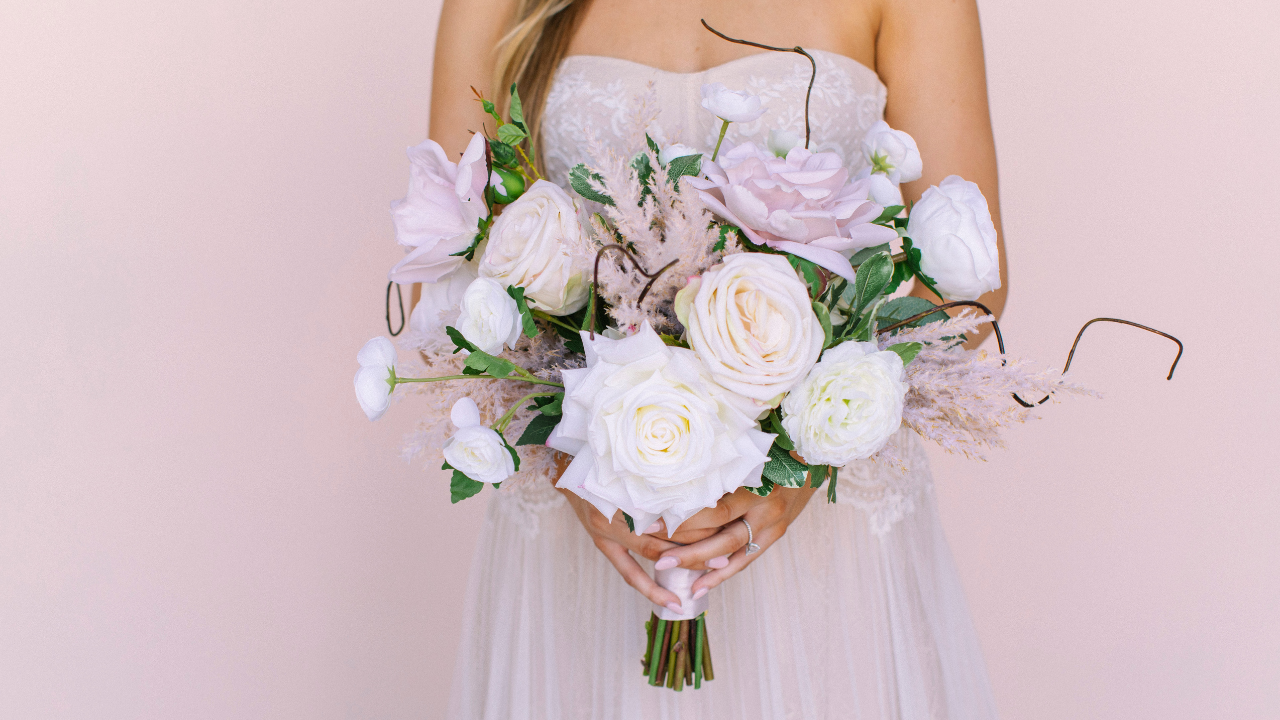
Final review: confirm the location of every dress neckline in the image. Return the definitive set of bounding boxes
[559,49,884,91]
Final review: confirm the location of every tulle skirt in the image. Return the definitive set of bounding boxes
[446,433,998,720]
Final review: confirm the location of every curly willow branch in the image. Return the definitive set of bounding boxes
[590,244,679,337]
[700,19,816,149]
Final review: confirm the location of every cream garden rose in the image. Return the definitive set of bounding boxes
[455,277,522,355]
[781,341,907,466]
[674,253,823,405]
[547,323,774,534]
[478,179,589,316]
[442,398,515,485]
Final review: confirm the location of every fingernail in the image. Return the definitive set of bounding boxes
[707,555,729,569]
[665,602,682,613]
[692,588,708,600]
[644,521,663,534]
[654,556,679,571]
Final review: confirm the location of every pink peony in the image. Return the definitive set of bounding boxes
[388,132,490,284]
[688,142,897,280]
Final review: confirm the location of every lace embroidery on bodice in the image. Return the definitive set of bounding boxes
[498,50,929,536]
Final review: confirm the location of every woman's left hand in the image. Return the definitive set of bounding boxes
[648,481,819,600]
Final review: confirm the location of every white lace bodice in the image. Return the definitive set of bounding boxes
[496,50,929,536]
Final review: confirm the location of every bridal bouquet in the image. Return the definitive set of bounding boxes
[355,77,1095,690]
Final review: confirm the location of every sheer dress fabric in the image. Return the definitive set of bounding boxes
[447,50,999,720]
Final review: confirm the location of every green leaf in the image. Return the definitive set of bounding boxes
[463,350,521,378]
[787,255,823,299]
[887,341,923,366]
[847,295,889,342]
[808,463,830,490]
[812,301,833,348]
[853,251,894,312]
[516,413,560,446]
[506,285,538,338]
[745,476,776,497]
[504,438,521,472]
[445,326,479,354]
[762,442,809,488]
[528,393,563,415]
[496,123,527,146]
[449,470,484,504]
[631,152,654,201]
[659,333,689,348]
[489,139,517,168]
[665,154,703,186]
[883,255,912,295]
[622,511,636,532]
[645,134,661,156]
[877,296,947,334]
[873,205,905,224]
[764,411,793,451]
[713,225,737,253]
[826,466,838,503]
[848,243,891,268]
[569,164,615,206]
[508,83,525,128]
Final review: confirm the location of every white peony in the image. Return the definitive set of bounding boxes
[658,143,701,165]
[388,132,489,285]
[354,336,398,421]
[700,82,766,123]
[478,179,589,316]
[547,323,774,534]
[781,341,907,466]
[455,277,522,355]
[906,176,1001,301]
[674,253,823,405]
[442,398,515,485]
[860,120,923,184]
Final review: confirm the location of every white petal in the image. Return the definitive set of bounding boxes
[450,397,482,429]
[356,336,397,370]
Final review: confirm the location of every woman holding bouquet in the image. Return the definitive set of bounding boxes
[426,0,1008,716]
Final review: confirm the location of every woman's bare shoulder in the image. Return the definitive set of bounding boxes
[431,0,520,156]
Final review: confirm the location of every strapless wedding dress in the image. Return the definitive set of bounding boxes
[446,51,999,720]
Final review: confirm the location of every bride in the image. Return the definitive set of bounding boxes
[425,0,1008,717]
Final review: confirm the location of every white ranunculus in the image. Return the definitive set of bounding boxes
[442,398,515,485]
[388,132,489,285]
[767,128,801,157]
[455,277,522,355]
[478,179,589,316]
[674,253,823,405]
[906,175,1001,301]
[860,120,923,184]
[354,336,398,421]
[658,143,700,165]
[781,341,907,466]
[547,323,774,534]
[700,82,766,123]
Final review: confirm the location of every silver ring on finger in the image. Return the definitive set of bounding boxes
[742,518,760,555]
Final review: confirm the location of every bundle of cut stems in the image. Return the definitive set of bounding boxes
[641,611,713,690]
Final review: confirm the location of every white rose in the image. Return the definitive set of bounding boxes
[781,341,907,466]
[478,179,589,316]
[860,120,922,184]
[906,175,1001,301]
[455,277,522,355]
[674,253,823,405]
[700,82,766,123]
[388,132,489,285]
[547,323,774,534]
[353,336,397,421]
[408,261,478,345]
[859,171,904,207]
[658,143,701,165]
[442,398,515,485]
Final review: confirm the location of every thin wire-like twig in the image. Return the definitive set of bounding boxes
[700,20,816,149]
[877,303,1182,407]
[590,244,678,337]
[385,281,405,336]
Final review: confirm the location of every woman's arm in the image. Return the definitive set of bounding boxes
[878,0,1008,344]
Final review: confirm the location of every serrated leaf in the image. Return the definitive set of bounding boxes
[763,442,808,487]
[877,296,947,333]
[489,139,517,168]
[508,83,525,127]
[645,134,660,156]
[450,470,484,504]
[506,285,538,338]
[569,164,615,206]
[848,243,891,268]
[529,393,563,415]
[812,301,833,348]
[445,326,479,354]
[622,511,636,532]
[497,123,526,145]
[666,154,702,185]
[463,350,521,378]
[631,152,654,201]
[516,413,560,446]
[853,251,894,312]
[745,476,776,497]
[887,341,923,366]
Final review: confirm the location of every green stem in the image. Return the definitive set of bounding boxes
[492,391,560,434]
[516,143,543,181]
[710,119,730,162]
[391,374,563,389]
[531,310,579,333]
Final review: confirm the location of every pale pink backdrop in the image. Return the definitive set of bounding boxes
[1,1,1276,718]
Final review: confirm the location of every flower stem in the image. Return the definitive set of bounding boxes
[516,144,543,181]
[492,390,560,434]
[391,374,563,389]
[531,310,579,333]
[710,119,730,162]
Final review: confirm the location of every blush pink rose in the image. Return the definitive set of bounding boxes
[388,132,490,284]
[688,141,897,280]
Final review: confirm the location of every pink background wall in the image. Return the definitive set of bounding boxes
[2,1,1276,718]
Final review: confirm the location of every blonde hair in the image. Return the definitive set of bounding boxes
[492,0,591,172]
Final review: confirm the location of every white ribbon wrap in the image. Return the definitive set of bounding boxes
[653,566,710,621]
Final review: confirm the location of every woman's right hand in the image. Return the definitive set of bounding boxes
[555,483,692,612]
